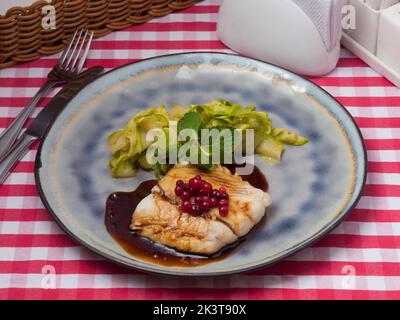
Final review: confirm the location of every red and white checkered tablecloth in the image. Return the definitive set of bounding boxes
[0,0,400,300]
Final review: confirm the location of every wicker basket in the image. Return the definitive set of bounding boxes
[0,0,199,69]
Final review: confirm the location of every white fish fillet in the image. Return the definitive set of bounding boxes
[130,165,271,255]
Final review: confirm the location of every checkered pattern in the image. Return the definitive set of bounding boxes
[0,0,400,300]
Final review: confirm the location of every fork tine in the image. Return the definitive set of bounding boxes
[69,30,89,73]
[76,31,94,73]
[63,29,84,71]
[58,29,79,66]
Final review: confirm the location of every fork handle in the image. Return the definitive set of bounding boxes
[0,80,57,159]
[0,133,37,185]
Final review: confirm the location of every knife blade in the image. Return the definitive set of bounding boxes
[27,65,103,138]
[0,66,104,185]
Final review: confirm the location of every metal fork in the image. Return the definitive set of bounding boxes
[0,29,94,159]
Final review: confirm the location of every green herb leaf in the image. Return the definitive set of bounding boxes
[152,163,162,180]
[177,111,203,134]
[152,163,173,180]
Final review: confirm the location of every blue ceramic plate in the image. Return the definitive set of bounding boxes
[35,53,367,276]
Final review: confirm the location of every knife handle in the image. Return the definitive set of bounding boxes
[0,134,37,185]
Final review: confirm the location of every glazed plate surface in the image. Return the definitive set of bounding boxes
[36,53,367,276]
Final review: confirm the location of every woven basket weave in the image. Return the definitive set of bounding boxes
[0,0,199,69]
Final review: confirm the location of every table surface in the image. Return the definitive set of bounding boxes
[0,0,399,300]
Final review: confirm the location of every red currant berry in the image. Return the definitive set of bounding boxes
[175,186,183,196]
[200,182,212,195]
[215,191,223,199]
[211,189,219,198]
[189,178,202,191]
[219,186,227,193]
[188,187,197,196]
[181,201,191,213]
[201,201,211,212]
[219,199,229,207]
[220,192,229,199]
[176,180,184,187]
[201,195,210,202]
[190,204,201,216]
[195,175,202,181]
[210,197,218,207]
[219,206,229,217]
[194,196,202,204]
[181,191,191,201]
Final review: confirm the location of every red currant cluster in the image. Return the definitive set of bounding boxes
[174,175,230,217]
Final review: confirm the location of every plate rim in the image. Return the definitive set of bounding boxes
[34,52,368,277]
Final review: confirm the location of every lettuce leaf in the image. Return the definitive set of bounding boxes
[190,100,308,164]
[190,100,272,134]
[107,100,309,179]
[271,128,309,146]
[108,105,170,178]
[168,104,189,121]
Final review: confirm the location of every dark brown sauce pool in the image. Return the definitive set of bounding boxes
[105,165,268,267]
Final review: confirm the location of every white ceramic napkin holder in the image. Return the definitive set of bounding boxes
[217,0,345,76]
